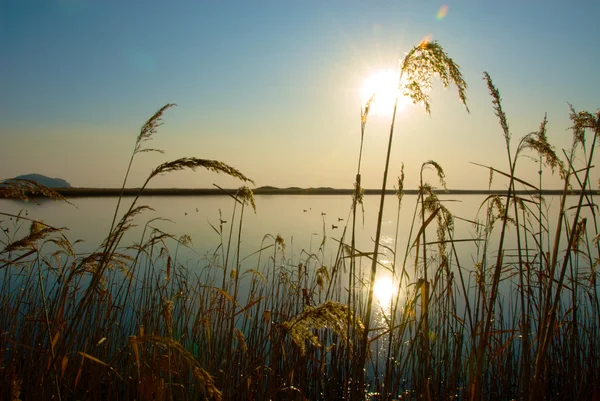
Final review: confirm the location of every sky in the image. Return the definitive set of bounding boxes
[1,0,599,190]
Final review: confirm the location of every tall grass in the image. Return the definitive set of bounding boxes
[1,42,600,400]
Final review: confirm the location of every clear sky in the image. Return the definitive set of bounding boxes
[1,0,599,190]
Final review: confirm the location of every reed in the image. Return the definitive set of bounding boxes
[354,39,469,399]
[1,46,599,401]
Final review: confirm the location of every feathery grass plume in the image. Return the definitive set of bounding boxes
[520,114,565,178]
[422,160,447,190]
[422,186,453,232]
[2,220,63,253]
[570,218,587,252]
[193,368,223,401]
[421,184,453,271]
[45,237,77,261]
[134,103,176,155]
[514,195,527,212]
[74,252,104,276]
[420,162,451,272]
[481,194,516,231]
[316,266,329,292]
[107,104,175,252]
[236,186,257,213]
[351,181,366,226]
[401,41,469,114]
[148,157,254,184]
[361,94,376,131]
[192,342,223,395]
[569,104,599,148]
[163,299,174,336]
[275,234,286,253]
[72,251,133,288]
[243,268,266,283]
[352,181,365,211]
[395,163,405,201]
[473,261,485,294]
[129,335,222,400]
[483,72,510,144]
[105,251,134,273]
[178,234,193,248]
[234,328,248,353]
[281,301,364,355]
[137,227,176,250]
[101,205,155,249]
[0,178,74,206]
[92,157,252,288]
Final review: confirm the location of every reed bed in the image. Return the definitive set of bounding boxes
[1,41,599,400]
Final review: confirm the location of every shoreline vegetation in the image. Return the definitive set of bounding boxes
[2,41,600,400]
[8,186,595,198]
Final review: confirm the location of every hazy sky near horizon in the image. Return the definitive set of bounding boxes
[1,0,599,190]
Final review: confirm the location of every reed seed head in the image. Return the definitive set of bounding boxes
[135,103,176,155]
[148,157,254,185]
[401,41,469,114]
[483,72,510,145]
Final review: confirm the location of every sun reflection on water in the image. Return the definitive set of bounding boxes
[373,276,396,312]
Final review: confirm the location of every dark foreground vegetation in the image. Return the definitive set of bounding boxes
[1,41,599,400]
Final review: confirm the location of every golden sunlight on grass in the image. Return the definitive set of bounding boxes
[361,69,409,117]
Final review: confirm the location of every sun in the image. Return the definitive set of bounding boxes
[373,276,396,308]
[362,69,409,117]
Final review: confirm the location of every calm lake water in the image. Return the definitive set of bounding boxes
[1,192,596,373]
[1,192,588,286]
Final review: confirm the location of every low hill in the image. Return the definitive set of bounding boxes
[2,174,71,188]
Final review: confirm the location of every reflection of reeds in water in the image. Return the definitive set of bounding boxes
[1,44,600,400]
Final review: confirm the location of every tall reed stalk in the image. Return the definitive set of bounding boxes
[354,40,468,397]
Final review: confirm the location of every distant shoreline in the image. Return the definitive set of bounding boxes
[35,187,593,197]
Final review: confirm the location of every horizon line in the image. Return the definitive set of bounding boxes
[21,186,590,197]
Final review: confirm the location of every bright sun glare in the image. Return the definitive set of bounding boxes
[362,69,409,117]
[373,276,396,308]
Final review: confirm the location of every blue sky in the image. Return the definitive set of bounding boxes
[1,0,599,189]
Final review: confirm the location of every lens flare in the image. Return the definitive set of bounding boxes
[419,34,433,48]
[436,5,449,20]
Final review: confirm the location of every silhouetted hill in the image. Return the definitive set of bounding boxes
[2,174,71,188]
